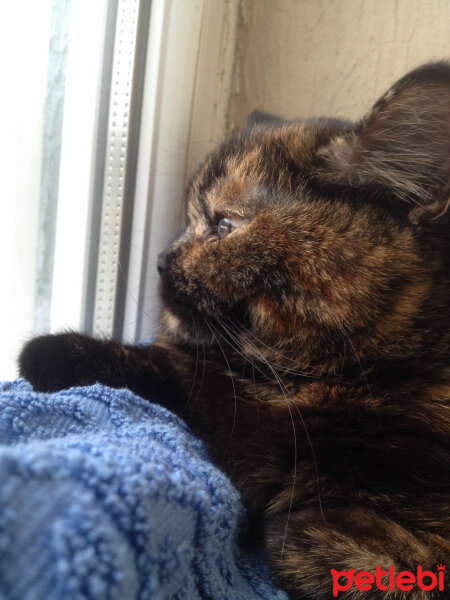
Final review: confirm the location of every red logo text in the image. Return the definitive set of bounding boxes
[330,565,445,597]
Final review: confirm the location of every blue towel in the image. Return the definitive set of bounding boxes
[0,380,287,600]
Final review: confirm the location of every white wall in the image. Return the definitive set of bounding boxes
[229,0,450,127]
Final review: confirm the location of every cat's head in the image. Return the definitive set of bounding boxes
[157,63,450,375]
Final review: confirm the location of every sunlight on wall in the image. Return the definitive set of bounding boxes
[230,0,450,127]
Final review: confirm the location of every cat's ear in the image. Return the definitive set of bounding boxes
[244,110,286,131]
[318,62,450,222]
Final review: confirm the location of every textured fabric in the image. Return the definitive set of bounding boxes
[0,380,287,600]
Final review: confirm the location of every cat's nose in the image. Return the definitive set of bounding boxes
[157,247,173,275]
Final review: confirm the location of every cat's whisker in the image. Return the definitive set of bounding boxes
[212,317,324,544]
[212,318,273,381]
[184,313,201,409]
[226,319,305,372]
[338,325,374,403]
[191,338,207,408]
[251,363,260,426]
[225,318,322,381]
[258,365,325,553]
[234,320,312,369]
[204,319,238,456]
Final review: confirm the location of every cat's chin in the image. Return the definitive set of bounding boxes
[159,307,216,347]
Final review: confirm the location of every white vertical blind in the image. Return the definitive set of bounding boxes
[91,0,145,337]
[122,0,239,342]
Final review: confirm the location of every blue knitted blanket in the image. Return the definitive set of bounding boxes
[0,380,287,600]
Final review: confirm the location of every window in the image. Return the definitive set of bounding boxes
[1,0,237,380]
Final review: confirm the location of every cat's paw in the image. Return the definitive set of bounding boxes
[18,333,95,392]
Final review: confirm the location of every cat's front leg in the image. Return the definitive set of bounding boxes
[18,333,182,401]
[19,333,133,392]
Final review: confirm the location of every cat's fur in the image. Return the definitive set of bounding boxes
[19,64,450,599]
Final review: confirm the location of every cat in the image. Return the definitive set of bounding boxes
[19,63,450,599]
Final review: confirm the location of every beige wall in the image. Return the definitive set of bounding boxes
[228,0,450,129]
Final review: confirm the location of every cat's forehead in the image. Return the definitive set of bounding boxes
[187,122,323,222]
[187,179,270,228]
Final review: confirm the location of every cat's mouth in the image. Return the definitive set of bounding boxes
[159,294,249,348]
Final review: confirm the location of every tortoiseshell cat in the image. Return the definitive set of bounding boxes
[19,63,450,599]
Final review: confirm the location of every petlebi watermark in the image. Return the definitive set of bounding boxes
[330,564,446,597]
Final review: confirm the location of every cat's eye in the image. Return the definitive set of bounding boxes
[217,217,246,239]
